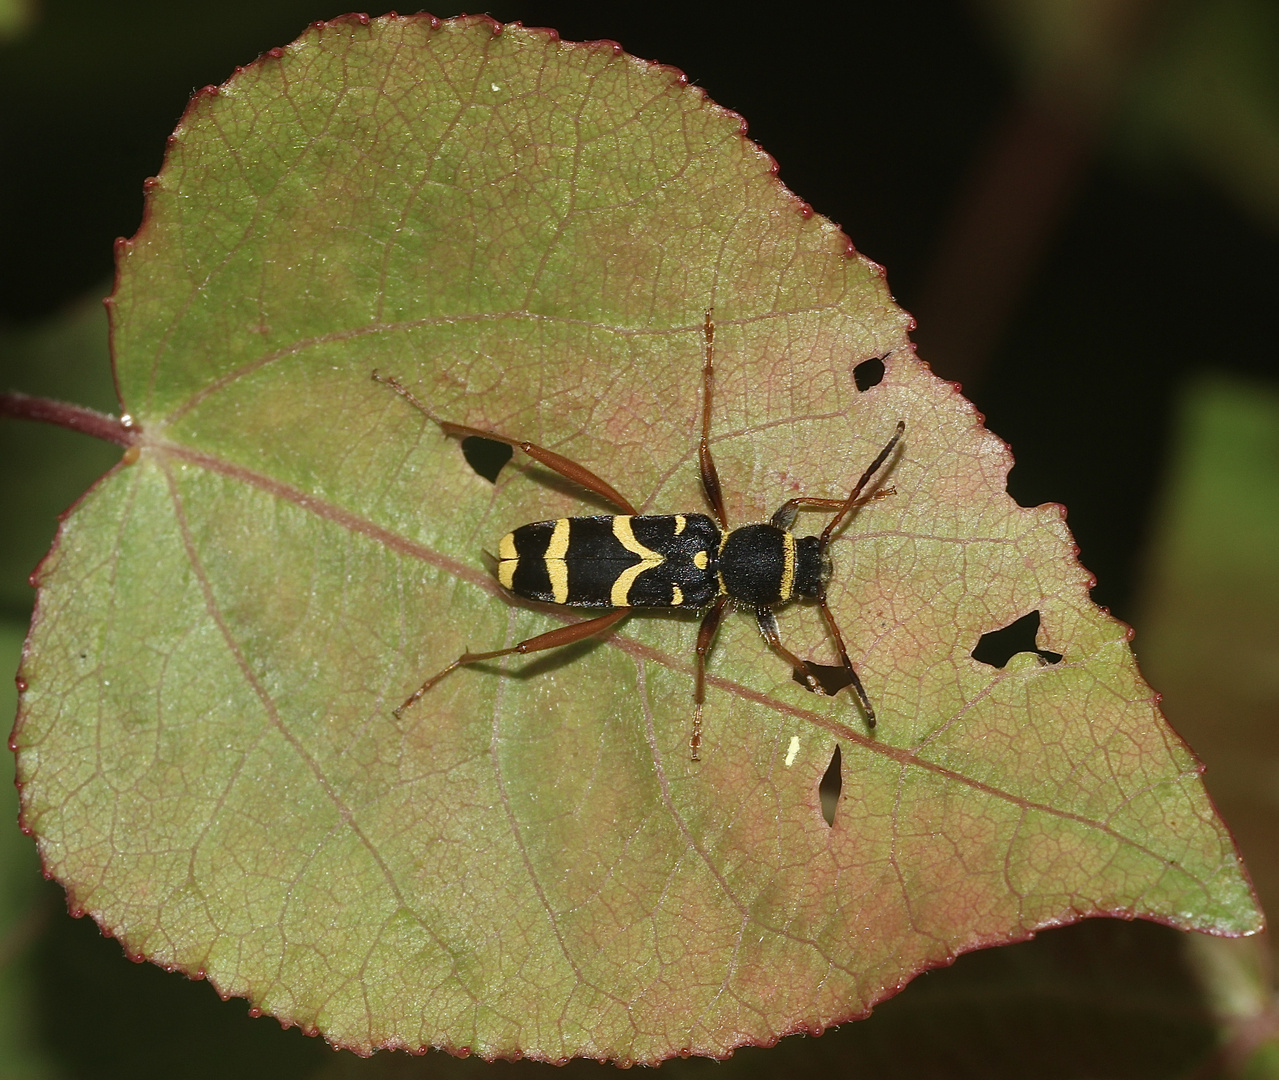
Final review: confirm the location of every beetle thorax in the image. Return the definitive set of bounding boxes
[718,524,827,606]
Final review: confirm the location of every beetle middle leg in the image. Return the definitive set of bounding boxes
[690,597,729,761]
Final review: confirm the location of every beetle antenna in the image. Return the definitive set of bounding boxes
[821,421,905,545]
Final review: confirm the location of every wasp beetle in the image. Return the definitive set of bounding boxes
[375,314,904,760]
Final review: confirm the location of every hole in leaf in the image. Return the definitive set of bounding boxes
[853,355,885,391]
[819,744,842,827]
[793,660,854,696]
[461,436,513,483]
[971,610,1063,668]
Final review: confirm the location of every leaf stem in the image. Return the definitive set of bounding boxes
[0,392,137,447]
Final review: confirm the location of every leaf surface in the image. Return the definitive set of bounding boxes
[11,14,1260,1064]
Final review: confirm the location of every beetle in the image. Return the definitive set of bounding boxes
[375,313,904,760]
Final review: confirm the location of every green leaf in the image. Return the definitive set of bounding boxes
[11,13,1260,1064]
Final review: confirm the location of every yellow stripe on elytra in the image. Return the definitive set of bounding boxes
[610,516,665,606]
[672,584,684,605]
[546,518,571,559]
[545,518,571,604]
[497,532,518,589]
[779,532,797,601]
[674,514,687,535]
[612,517,662,560]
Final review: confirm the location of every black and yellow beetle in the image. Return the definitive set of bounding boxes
[375,314,904,759]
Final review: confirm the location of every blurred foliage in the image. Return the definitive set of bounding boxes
[0,0,35,43]
[1124,0,1279,232]
[974,0,1279,231]
[972,0,1154,113]
[0,291,120,617]
[1136,375,1279,1074]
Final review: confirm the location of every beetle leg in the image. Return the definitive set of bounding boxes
[372,371,638,514]
[820,421,905,544]
[757,606,877,728]
[770,488,896,530]
[755,607,823,693]
[813,594,877,729]
[697,311,728,528]
[691,596,729,761]
[393,609,629,718]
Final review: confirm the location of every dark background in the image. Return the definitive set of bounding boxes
[2,1,1278,1076]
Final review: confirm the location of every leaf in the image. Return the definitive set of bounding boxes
[11,13,1260,1064]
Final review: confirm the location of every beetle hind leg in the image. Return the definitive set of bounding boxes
[757,606,878,729]
[393,609,629,718]
[755,608,823,694]
[813,595,877,728]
